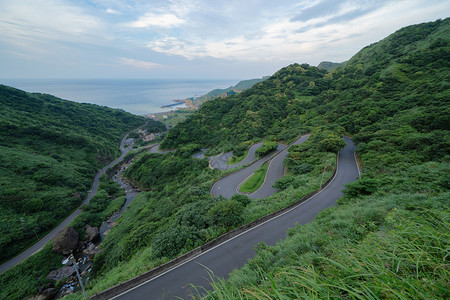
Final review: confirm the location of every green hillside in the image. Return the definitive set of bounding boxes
[160,65,328,149]
[317,60,344,71]
[188,77,268,106]
[0,86,144,261]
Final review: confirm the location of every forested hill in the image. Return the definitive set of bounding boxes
[161,64,329,149]
[0,85,144,261]
[188,76,269,106]
[162,18,449,151]
[317,61,344,71]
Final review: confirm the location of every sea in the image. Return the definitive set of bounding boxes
[0,78,239,115]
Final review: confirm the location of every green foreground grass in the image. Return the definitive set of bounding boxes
[200,192,449,299]
[240,164,268,193]
[228,150,248,165]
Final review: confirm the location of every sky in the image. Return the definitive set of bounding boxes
[0,0,448,79]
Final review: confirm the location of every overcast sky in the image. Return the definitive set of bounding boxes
[0,0,448,79]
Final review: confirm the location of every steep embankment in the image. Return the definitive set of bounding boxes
[0,85,144,262]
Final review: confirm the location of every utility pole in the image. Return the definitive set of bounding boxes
[63,254,88,300]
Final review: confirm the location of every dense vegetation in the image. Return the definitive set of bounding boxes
[317,60,345,71]
[0,86,144,261]
[254,140,278,158]
[144,118,166,133]
[72,174,126,233]
[160,65,326,149]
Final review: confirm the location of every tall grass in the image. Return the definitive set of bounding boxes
[240,164,268,193]
[198,195,449,299]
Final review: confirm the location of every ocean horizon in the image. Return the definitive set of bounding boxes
[0,78,239,115]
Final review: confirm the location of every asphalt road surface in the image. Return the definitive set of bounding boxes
[0,134,134,274]
[248,134,309,199]
[209,142,263,170]
[210,142,287,198]
[149,144,171,154]
[211,134,310,199]
[112,137,359,299]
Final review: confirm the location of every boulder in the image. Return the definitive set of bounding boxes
[46,265,76,281]
[84,225,99,242]
[37,288,57,300]
[84,244,102,260]
[53,226,79,255]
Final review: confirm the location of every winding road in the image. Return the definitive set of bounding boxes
[111,136,360,300]
[209,141,264,170]
[0,134,135,274]
[211,135,309,199]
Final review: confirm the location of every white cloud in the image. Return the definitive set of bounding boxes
[1,0,449,78]
[119,57,160,69]
[0,0,106,54]
[144,0,450,64]
[106,8,120,15]
[128,13,185,28]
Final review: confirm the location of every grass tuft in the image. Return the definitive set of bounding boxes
[240,164,268,193]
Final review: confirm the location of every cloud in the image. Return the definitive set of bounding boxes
[106,8,120,15]
[0,0,106,54]
[1,0,449,79]
[128,13,185,28]
[144,0,450,64]
[119,57,160,69]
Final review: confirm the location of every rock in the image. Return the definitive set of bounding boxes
[53,227,79,255]
[84,225,99,242]
[85,243,95,252]
[37,288,57,300]
[59,284,76,298]
[84,245,102,260]
[78,241,86,250]
[45,282,54,289]
[46,265,75,281]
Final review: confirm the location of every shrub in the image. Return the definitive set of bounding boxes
[207,199,244,229]
[255,141,278,158]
